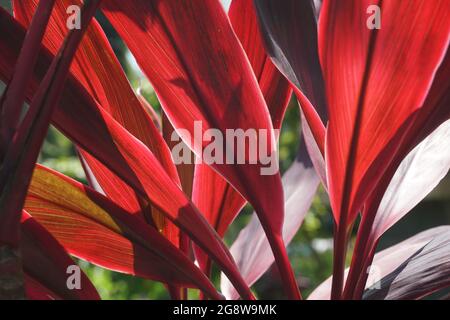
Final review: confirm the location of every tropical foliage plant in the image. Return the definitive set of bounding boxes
[0,0,449,300]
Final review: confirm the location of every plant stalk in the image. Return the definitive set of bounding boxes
[330,222,350,299]
[0,0,102,300]
[267,232,302,299]
[0,245,25,299]
[0,0,56,155]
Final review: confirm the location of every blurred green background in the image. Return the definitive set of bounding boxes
[1,0,449,300]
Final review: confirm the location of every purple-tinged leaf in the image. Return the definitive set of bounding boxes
[253,0,327,153]
[222,142,320,299]
[370,120,450,243]
[309,226,450,300]
[364,228,450,300]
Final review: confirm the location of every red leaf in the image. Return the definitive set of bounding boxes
[25,165,222,299]
[0,0,55,153]
[344,52,450,298]
[14,0,182,246]
[0,0,101,246]
[102,0,299,299]
[253,0,327,153]
[319,0,449,297]
[21,212,100,300]
[320,0,449,226]
[192,0,292,276]
[161,113,195,298]
[0,8,252,299]
[229,0,293,132]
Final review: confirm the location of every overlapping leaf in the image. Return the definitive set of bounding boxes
[222,146,320,299]
[318,0,449,296]
[309,226,450,300]
[253,0,327,153]
[370,121,450,244]
[101,0,299,298]
[21,211,99,300]
[0,8,252,298]
[0,0,100,248]
[344,47,450,299]
[364,228,450,300]
[218,0,329,298]
[0,0,55,154]
[24,165,222,299]
[319,0,449,227]
[192,0,293,275]
[14,0,181,245]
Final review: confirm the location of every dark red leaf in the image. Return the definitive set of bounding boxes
[21,211,100,300]
[319,0,449,297]
[253,0,327,153]
[0,8,252,299]
[0,0,55,153]
[101,0,299,299]
[25,165,222,299]
[192,0,293,276]
[0,0,101,247]
[14,0,182,246]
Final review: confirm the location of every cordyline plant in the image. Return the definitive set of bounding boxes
[0,0,448,300]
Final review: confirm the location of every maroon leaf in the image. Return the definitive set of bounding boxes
[0,8,252,299]
[192,0,293,277]
[253,0,327,153]
[363,227,450,300]
[318,0,449,297]
[0,0,55,153]
[14,0,182,246]
[101,0,299,299]
[25,165,222,299]
[21,211,100,300]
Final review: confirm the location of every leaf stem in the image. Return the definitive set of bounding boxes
[0,0,56,155]
[331,223,350,299]
[268,233,302,299]
[0,0,102,245]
